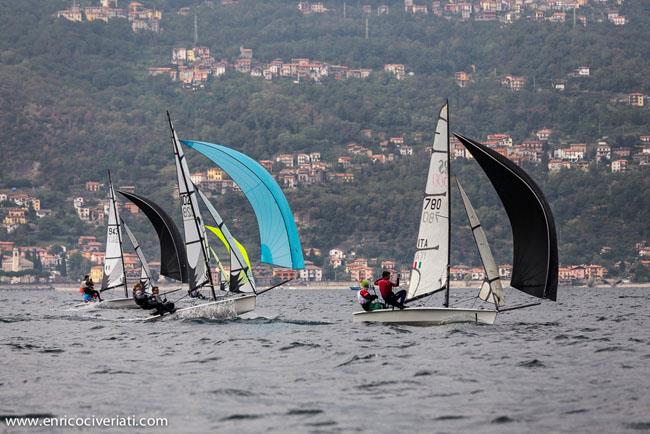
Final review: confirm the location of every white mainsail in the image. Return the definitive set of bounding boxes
[407,103,450,300]
[198,188,256,293]
[102,178,126,294]
[122,220,154,293]
[168,114,212,292]
[457,180,504,307]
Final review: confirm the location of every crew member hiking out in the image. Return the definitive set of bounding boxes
[132,282,153,309]
[133,283,175,316]
[80,275,102,302]
[149,286,176,316]
[375,271,406,309]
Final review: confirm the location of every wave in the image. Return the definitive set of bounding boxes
[279,341,321,351]
[336,354,376,367]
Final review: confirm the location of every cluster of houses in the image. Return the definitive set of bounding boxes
[457,63,647,113]
[327,246,612,285]
[0,190,47,233]
[0,241,65,283]
[447,130,650,173]
[149,46,384,89]
[558,264,608,284]
[635,242,650,268]
[404,0,626,26]
[72,182,139,225]
[56,0,162,33]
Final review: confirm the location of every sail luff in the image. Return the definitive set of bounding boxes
[198,188,256,293]
[444,100,451,308]
[167,112,215,298]
[457,179,504,307]
[407,103,450,300]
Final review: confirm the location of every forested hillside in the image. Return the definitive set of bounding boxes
[1,0,649,276]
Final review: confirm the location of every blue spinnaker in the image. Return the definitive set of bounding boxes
[182,140,305,270]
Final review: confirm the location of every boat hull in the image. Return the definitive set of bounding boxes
[144,293,256,321]
[352,307,497,325]
[99,297,139,309]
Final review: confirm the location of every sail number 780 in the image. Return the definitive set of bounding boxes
[424,197,442,210]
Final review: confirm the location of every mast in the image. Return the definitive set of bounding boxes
[444,99,451,308]
[167,111,216,300]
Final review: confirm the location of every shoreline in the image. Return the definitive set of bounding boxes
[1,281,648,291]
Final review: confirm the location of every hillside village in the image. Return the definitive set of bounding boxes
[3,0,647,286]
[299,0,627,26]
[56,0,162,33]
[149,46,388,89]
[3,120,649,285]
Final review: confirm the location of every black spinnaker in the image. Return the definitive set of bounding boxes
[118,191,189,284]
[454,133,558,301]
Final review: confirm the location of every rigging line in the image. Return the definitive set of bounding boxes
[159,287,184,297]
[450,295,479,307]
[172,292,190,304]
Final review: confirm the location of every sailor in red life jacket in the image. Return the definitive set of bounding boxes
[375,270,406,309]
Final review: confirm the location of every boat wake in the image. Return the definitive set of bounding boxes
[175,299,239,320]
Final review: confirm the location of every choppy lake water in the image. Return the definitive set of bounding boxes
[1,286,649,433]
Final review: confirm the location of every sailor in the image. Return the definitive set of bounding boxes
[188,288,207,299]
[80,275,102,302]
[132,282,153,309]
[357,279,384,311]
[375,271,406,309]
[150,286,176,316]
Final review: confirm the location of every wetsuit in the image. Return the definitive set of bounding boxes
[81,280,102,302]
[188,288,206,299]
[375,277,406,309]
[133,290,155,309]
[150,294,175,316]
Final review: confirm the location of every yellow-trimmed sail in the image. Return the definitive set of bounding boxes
[205,225,252,271]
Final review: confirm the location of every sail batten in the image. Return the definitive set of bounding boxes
[407,103,450,300]
[454,133,558,301]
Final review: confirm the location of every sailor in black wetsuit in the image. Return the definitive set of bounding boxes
[149,286,176,316]
[132,282,153,309]
[188,287,206,299]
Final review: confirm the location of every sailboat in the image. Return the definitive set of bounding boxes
[95,173,137,309]
[146,113,258,320]
[353,102,558,325]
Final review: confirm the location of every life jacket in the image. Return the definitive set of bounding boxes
[357,288,372,305]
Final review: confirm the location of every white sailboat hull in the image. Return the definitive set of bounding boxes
[144,293,256,321]
[99,297,139,309]
[352,306,497,325]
